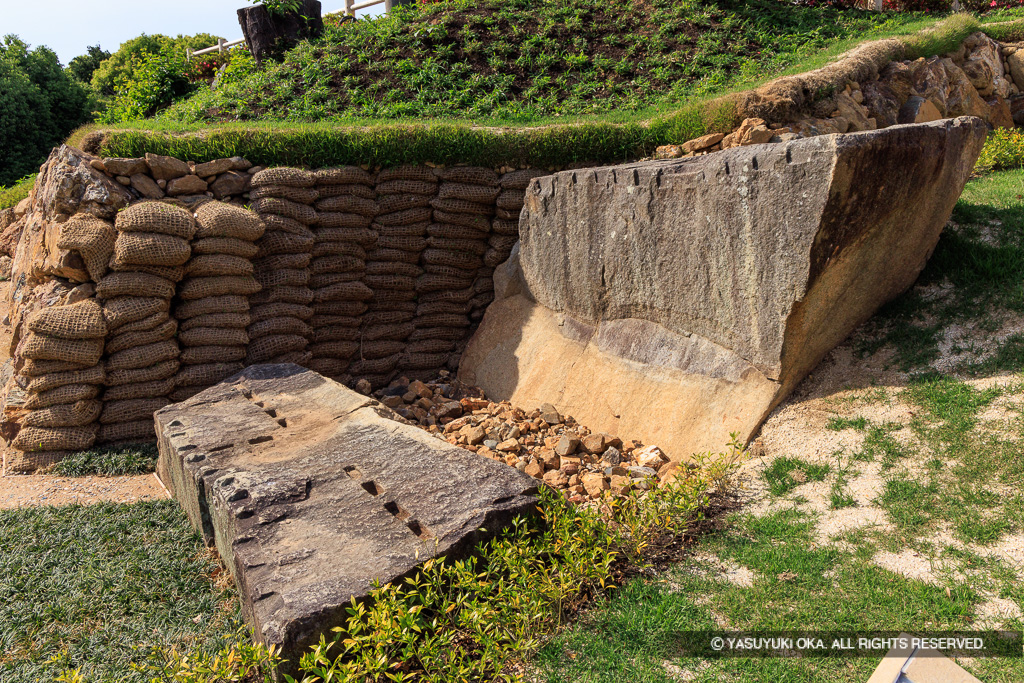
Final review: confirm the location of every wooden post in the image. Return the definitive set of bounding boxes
[346,0,354,16]
[186,48,193,62]
[218,38,226,53]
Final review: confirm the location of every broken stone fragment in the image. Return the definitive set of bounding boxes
[102,157,148,176]
[166,175,208,196]
[554,434,579,457]
[539,402,561,424]
[145,153,190,180]
[130,173,164,199]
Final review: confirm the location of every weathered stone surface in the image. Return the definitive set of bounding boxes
[210,171,250,199]
[166,175,208,196]
[193,158,236,178]
[986,95,1014,129]
[145,153,190,180]
[898,96,942,124]
[156,364,537,674]
[130,173,164,199]
[461,118,986,465]
[102,157,148,176]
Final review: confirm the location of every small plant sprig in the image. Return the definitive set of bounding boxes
[248,0,304,16]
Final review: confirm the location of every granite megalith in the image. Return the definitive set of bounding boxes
[460,117,987,465]
[155,364,538,674]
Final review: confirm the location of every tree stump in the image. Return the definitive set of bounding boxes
[237,0,324,65]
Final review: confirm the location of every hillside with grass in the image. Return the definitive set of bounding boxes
[161,0,927,125]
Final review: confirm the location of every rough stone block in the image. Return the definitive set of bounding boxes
[155,364,537,673]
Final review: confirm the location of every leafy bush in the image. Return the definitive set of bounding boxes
[67,45,111,84]
[0,36,91,186]
[975,127,1024,170]
[0,174,36,210]
[100,49,198,123]
[90,33,221,98]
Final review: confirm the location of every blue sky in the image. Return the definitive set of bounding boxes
[2,0,382,65]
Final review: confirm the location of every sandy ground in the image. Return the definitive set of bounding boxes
[0,281,170,507]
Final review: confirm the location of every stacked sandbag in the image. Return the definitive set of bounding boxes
[410,166,498,377]
[248,168,317,369]
[9,301,107,468]
[308,167,379,381]
[98,201,194,444]
[173,201,265,401]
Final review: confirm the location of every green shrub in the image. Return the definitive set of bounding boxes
[976,127,1024,171]
[90,34,221,98]
[0,174,36,210]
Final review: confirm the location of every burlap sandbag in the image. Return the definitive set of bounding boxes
[316,183,375,200]
[416,273,473,294]
[316,212,374,231]
[488,234,518,251]
[22,333,103,365]
[106,340,179,372]
[360,339,406,360]
[500,168,546,190]
[428,222,488,240]
[376,194,432,214]
[100,397,170,425]
[484,247,509,268]
[28,300,107,340]
[261,214,316,237]
[313,242,369,260]
[435,167,499,186]
[180,345,247,365]
[268,350,312,366]
[376,179,436,196]
[179,327,249,348]
[366,299,417,313]
[310,254,366,275]
[246,335,308,363]
[250,185,318,204]
[256,231,315,257]
[13,424,98,452]
[363,310,414,326]
[364,274,416,291]
[252,197,317,226]
[362,288,416,304]
[418,287,475,304]
[21,358,89,378]
[374,207,433,227]
[177,276,260,300]
[422,249,483,270]
[106,359,179,387]
[496,188,526,211]
[185,254,254,277]
[307,356,351,377]
[192,237,259,259]
[416,300,470,316]
[194,201,266,242]
[249,302,314,322]
[114,232,191,267]
[310,325,360,343]
[377,222,429,238]
[314,166,374,186]
[251,167,316,188]
[348,355,400,376]
[180,313,249,331]
[365,261,422,278]
[490,218,519,236]
[175,362,244,387]
[408,326,471,342]
[495,207,521,221]
[315,226,377,245]
[364,247,420,264]
[309,341,359,359]
[253,253,312,271]
[256,269,309,289]
[248,317,313,340]
[24,384,100,410]
[316,195,377,216]
[431,209,491,232]
[427,236,488,255]
[96,272,176,300]
[5,450,74,473]
[308,300,366,318]
[309,274,362,289]
[401,351,452,371]
[23,400,102,428]
[407,338,456,355]
[25,365,105,394]
[175,296,249,319]
[58,216,116,282]
[168,386,206,402]
[97,420,155,444]
[102,377,176,401]
[415,313,472,328]
[313,281,373,303]
[115,201,196,239]
[108,257,185,282]
[248,286,314,306]
[470,291,494,309]
[438,183,500,204]
[377,166,437,184]
[362,323,415,342]
[374,235,426,252]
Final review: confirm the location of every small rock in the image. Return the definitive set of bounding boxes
[634,445,667,469]
[167,175,208,196]
[524,459,543,478]
[609,474,631,495]
[682,132,725,154]
[210,171,250,199]
[462,425,486,445]
[354,379,372,395]
[554,434,580,457]
[539,402,562,424]
[601,446,622,466]
[538,449,560,470]
[461,397,489,411]
[434,401,463,419]
[102,157,148,176]
[627,466,658,479]
[193,158,236,178]
[581,433,608,455]
[483,439,499,450]
[581,472,608,498]
[115,175,132,186]
[381,396,404,409]
[130,173,164,199]
[515,460,528,473]
[145,153,190,180]
[497,439,520,452]
[654,144,684,159]
[408,380,432,399]
[543,469,569,488]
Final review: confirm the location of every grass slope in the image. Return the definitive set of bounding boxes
[164,0,916,125]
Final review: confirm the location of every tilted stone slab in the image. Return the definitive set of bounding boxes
[460,118,986,465]
[155,364,537,671]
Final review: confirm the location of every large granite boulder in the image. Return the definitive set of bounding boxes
[460,118,986,465]
[155,364,537,674]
